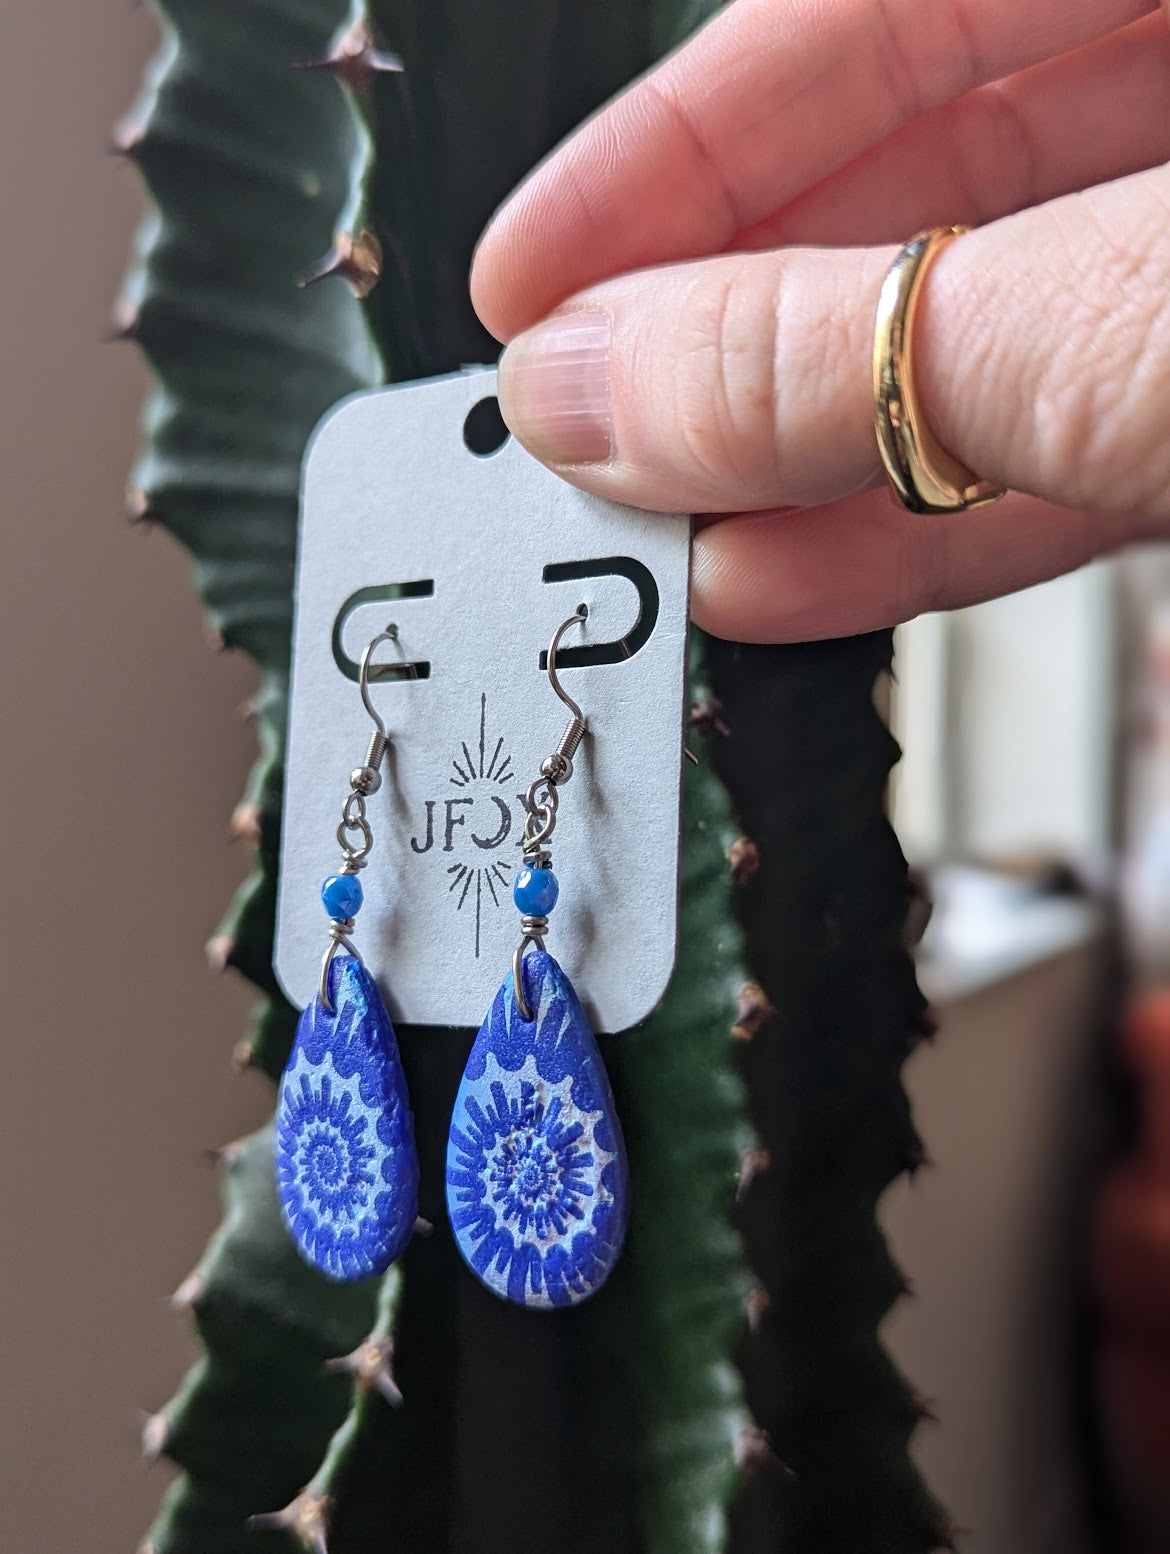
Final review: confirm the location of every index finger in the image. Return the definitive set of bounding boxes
[471,0,1155,340]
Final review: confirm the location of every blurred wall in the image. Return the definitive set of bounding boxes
[894,566,1117,872]
[0,6,271,1548]
[883,944,1106,1554]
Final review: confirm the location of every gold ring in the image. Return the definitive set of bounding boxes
[873,225,1005,514]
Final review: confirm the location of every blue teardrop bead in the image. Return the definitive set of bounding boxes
[276,957,418,1281]
[445,949,629,1309]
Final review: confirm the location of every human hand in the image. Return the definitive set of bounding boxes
[471,0,1170,642]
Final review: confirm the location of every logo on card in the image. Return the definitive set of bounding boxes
[408,695,526,956]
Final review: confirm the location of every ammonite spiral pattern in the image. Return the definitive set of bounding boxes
[277,957,418,1281]
[446,949,629,1308]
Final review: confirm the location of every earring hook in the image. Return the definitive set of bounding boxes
[318,625,409,1012]
[348,623,414,818]
[512,604,590,1021]
[358,623,402,737]
[546,605,588,724]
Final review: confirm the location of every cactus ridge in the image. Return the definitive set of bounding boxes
[707,633,950,1554]
[291,9,754,1549]
[151,1126,379,1553]
[124,0,947,1549]
[120,2,387,1549]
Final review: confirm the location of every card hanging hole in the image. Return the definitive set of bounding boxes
[463,396,510,457]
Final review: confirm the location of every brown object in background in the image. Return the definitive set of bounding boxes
[1094,989,1170,1553]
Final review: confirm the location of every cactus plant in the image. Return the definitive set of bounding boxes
[119,2,950,1551]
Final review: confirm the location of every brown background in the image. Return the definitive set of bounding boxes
[0,6,271,1546]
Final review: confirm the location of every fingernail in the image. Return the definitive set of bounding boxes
[498,312,612,464]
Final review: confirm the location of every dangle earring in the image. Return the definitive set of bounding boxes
[276,627,420,1282]
[445,607,630,1309]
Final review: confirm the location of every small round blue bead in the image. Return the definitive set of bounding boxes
[322,873,363,920]
[514,866,559,916]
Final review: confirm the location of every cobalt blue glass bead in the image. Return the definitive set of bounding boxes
[513,866,559,916]
[322,872,363,920]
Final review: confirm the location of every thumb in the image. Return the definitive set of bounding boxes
[496,164,1170,524]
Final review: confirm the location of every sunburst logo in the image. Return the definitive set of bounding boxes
[408,694,524,956]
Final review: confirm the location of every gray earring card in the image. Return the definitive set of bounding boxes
[275,367,691,1034]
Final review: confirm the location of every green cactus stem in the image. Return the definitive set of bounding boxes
[119,1,385,1549]
[122,0,947,1550]
[709,632,951,1554]
[145,1126,377,1554]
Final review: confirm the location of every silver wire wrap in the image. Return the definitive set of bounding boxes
[512,915,550,1021]
[319,918,360,1009]
[512,607,588,1022]
[318,626,401,1012]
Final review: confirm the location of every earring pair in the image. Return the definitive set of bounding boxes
[274,613,629,1310]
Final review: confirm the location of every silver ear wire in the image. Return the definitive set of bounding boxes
[358,624,396,732]
[541,605,587,784]
[512,606,589,1021]
[319,624,410,1011]
[351,624,401,795]
[546,607,585,715]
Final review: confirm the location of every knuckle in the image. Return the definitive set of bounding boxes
[950,84,1037,225]
[668,260,785,501]
[662,253,871,507]
[1031,191,1170,516]
[872,0,982,123]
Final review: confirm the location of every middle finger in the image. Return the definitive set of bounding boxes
[472,0,1156,340]
[736,14,1170,251]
